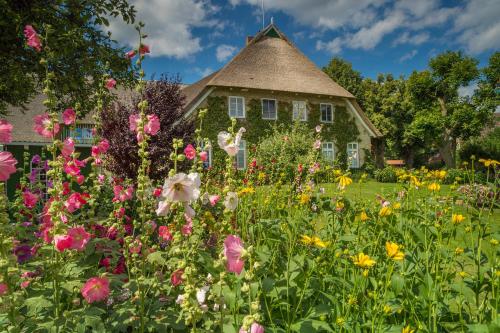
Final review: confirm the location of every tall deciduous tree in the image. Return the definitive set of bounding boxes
[0,0,136,115]
[407,51,480,167]
[323,57,365,106]
[99,75,194,181]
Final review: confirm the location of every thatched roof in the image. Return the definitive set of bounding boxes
[183,23,382,137]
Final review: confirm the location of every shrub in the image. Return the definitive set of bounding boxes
[459,127,500,163]
[374,166,398,183]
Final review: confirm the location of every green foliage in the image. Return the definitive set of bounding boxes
[322,57,364,102]
[459,128,500,163]
[0,0,136,115]
[374,166,398,183]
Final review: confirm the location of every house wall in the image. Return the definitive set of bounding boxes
[193,86,373,168]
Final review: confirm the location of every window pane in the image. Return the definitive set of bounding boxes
[321,104,332,122]
[236,141,246,169]
[262,99,276,119]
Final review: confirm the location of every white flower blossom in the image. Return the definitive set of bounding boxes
[217,128,246,156]
[224,192,239,211]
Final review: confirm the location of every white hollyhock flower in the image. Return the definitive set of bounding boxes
[224,192,239,211]
[217,128,246,156]
[196,286,210,304]
[176,294,185,304]
[157,172,200,217]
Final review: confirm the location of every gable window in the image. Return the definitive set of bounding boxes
[292,101,307,121]
[320,103,333,123]
[236,140,247,170]
[262,99,277,120]
[347,142,359,168]
[321,142,335,162]
[229,96,245,118]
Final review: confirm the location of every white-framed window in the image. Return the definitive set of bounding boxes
[321,142,335,162]
[261,99,277,120]
[228,96,245,118]
[320,103,333,123]
[30,158,49,201]
[292,101,307,121]
[236,140,247,170]
[347,142,359,168]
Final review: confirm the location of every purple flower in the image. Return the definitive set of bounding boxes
[14,244,32,263]
[31,155,41,165]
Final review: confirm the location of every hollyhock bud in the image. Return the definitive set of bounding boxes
[81,277,110,303]
[184,144,196,160]
[105,78,116,90]
[171,269,183,286]
[62,108,76,125]
[76,175,85,185]
[0,120,13,143]
[54,234,73,252]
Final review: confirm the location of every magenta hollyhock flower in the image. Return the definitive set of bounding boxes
[64,192,88,213]
[184,144,196,160]
[67,226,91,251]
[209,195,220,207]
[62,108,76,125]
[129,114,140,132]
[22,191,38,209]
[0,120,13,143]
[33,113,59,138]
[105,78,116,90]
[139,44,150,55]
[170,269,183,286]
[199,151,208,162]
[125,50,136,59]
[224,235,245,275]
[61,137,75,157]
[0,283,8,296]
[54,234,73,252]
[76,174,85,185]
[98,139,109,153]
[97,174,105,184]
[24,25,42,52]
[31,154,41,165]
[81,277,110,303]
[0,151,17,181]
[158,226,172,241]
[152,187,162,197]
[145,114,160,135]
[13,244,32,263]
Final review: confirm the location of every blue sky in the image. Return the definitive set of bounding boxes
[108,0,499,85]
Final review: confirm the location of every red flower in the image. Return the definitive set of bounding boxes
[54,234,73,252]
[184,144,196,160]
[64,192,88,213]
[105,78,116,90]
[62,108,76,125]
[170,269,183,286]
[81,277,110,303]
[125,50,136,59]
[139,44,150,55]
[24,25,42,52]
[158,225,172,241]
[22,191,38,209]
[67,226,91,251]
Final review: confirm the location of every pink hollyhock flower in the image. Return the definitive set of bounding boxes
[0,283,8,296]
[139,44,150,55]
[184,144,196,160]
[224,235,245,275]
[62,137,75,157]
[99,257,111,268]
[76,174,85,185]
[22,191,38,209]
[113,185,134,202]
[62,108,76,125]
[217,127,246,156]
[105,78,116,90]
[54,234,73,252]
[239,323,265,333]
[181,216,193,236]
[68,226,91,251]
[125,50,136,59]
[315,125,322,133]
[0,120,13,143]
[64,192,88,213]
[129,239,142,254]
[91,145,100,158]
[153,187,162,197]
[33,113,59,138]
[158,226,172,241]
[313,140,321,150]
[24,25,42,52]
[114,207,125,219]
[145,114,160,135]
[81,277,110,303]
[98,139,109,153]
[21,280,31,289]
[199,151,208,162]
[0,151,17,181]
[64,163,80,177]
[97,174,105,184]
[129,114,140,132]
[297,164,303,173]
[170,269,183,286]
[209,195,220,207]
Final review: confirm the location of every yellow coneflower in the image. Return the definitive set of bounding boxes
[479,158,499,167]
[385,241,405,261]
[337,174,353,190]
[451,213,465,225]
[336,201,345,211]
[238,187,255,196]
[360,211,369,222]
[393,202,401,210]
[299,193,310,205]
[353,253,376,268]
[455,247,464,255]
[300,235,329,248]
[402,325,415,333]
[379,206,392,217]
[428,182,440,192]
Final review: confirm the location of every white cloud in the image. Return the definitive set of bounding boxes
[347,12,405,50]
[216,44,238,62]
[392,32,429,46]
[107,0,219,58]
[194,67,214,77]
[452,0,500,54]
[399,50,418,62]
[316,37,342,54]
[458,82,478,97]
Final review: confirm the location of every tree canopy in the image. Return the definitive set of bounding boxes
[0,0,136,115]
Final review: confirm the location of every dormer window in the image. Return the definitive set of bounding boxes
[292,101,307,121]
[228,96,245,118]
[262,99,277,120]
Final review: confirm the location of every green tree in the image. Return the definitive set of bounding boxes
[0,0,136,115]
[323,57,365,105]
[407,51,480,167]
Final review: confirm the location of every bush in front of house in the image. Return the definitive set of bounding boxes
[459,127,500,164]
[374,166,399,183]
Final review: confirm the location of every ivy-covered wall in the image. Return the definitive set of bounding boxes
[195,87,372,167]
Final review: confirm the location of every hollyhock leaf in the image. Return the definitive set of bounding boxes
[147,251,166,265]
[25,296,53,316]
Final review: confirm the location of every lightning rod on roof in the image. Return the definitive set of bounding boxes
[271,16,274,25]
[261,0,265,29]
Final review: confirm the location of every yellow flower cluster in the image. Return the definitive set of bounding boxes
[336,174,353,190]
[379,206,392,217]
[238,187,255,196]
[353,253,376,268]
[427,182,440,192]
[301,235,329,248]
[451,213,465,225]
[479,158,499,167]
[385,241,405,261]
